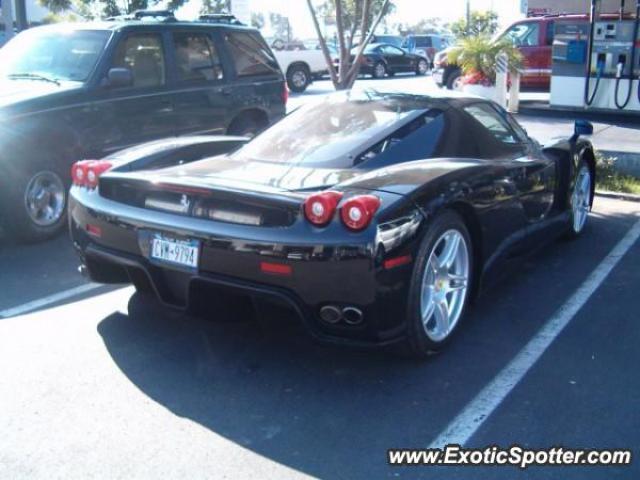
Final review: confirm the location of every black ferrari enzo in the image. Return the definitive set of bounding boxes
[68,90,595,357]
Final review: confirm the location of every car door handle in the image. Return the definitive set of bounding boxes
[217,87,232,96]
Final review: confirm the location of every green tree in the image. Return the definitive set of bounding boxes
[39,0,72,13]
[448,35,522,84]
[307,0,393,90]
[40,0,220,18]
[269,12,291,42]
[450,10,498,39]
[318,0,394,48]
[251,12,265,30]
[200,0,230,15]
[401,17,447,35]
[40,0,141,17]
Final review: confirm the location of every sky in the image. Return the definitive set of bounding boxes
[177,0,525,39]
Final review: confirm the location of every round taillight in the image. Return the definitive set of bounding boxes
[71,160,94,187]
[340,195,381,231]
[87,168,97,187]
[72,165,84,184]
[86,161,112,189]
[303,191,343,226]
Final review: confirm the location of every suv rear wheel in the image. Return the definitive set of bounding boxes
[227,113,269,138]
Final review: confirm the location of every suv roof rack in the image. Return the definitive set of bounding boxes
[198,13,244,25]
[105,10,176,22]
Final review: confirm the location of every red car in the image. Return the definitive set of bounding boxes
[434,14,620,91]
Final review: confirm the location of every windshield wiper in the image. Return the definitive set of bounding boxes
[7,73,61,86]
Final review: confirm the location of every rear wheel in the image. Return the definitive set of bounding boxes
[286,64,310,93]
[416,59,429,76]
[372,62,386,79]
[1,167,67,242]
[566,160,592,239]
[227,114,268,138]
[402,211,473,357]
[446,70,462,90]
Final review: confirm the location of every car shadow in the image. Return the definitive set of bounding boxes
[96,208,638,479]
[97,291,484,478]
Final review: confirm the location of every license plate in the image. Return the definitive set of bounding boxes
[150,234,199,269]
[433,71,443,85]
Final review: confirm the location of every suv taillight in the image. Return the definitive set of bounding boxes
[71,160,112,189]
[340,195,380,231]
[282,82,289,104]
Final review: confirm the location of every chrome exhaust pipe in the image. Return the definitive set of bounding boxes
[319,305,342,324]
[342,307,363,325]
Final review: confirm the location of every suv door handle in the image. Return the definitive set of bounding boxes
[217,87,232,96]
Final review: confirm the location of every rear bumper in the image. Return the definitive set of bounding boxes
[69,189,419,347]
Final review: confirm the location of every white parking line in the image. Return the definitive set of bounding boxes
[430,218,640,448]
[0,283,103,319]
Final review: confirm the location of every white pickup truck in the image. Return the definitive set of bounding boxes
[272,42,328,93]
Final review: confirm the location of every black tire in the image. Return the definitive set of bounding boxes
[286,64,311,93]
[372,61,387,79]
[401,210,474,358]
[415,59,429,76]
[446,70,462,90]
[0,166,67,243]
[227,114,267,138]
[565,159,593,240]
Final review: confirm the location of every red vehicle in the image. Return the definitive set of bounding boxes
[434,14,620,91]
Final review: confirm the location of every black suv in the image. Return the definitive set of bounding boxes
[0,11,286,241]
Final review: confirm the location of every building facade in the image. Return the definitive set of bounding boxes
[525,0,636,16]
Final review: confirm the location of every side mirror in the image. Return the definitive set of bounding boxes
[574,120,593,137]
[105,67,133,88]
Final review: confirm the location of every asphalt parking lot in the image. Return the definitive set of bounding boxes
[1,76,639,479]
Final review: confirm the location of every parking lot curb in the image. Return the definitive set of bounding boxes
[595,190,640,203]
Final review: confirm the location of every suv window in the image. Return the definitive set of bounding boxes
[112,33,165,88]
[415,37,432,47]
[224,31,278,77]
[173,32,223,82]
[464,103,519,145]
[504,22,540,47]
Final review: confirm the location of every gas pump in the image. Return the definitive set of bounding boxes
[550,0,640,112]
[614,0,640,108]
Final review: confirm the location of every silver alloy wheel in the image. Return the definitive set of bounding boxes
[420,229,470,342]
[418,59,428,74]
[374,63,386,78]
[24,171,65,227]
[452,75,464,91]
[571,166,591,233]
[291,70,307,89]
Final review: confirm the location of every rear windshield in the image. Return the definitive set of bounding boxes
[232,92,435,169]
